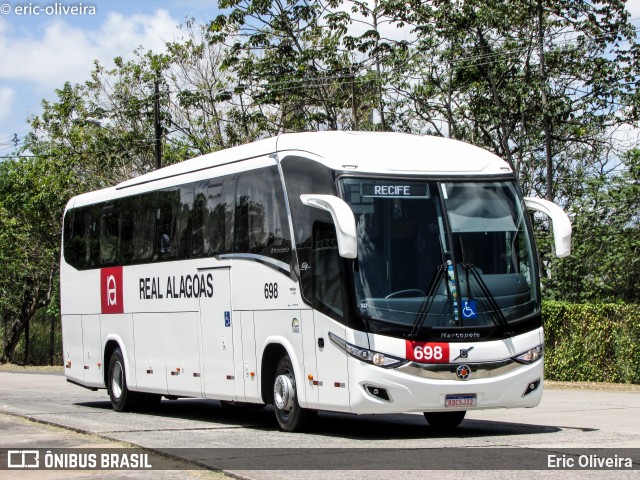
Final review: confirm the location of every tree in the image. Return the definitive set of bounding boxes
[400,0,638,202]
[211,0,373,132]
[0,154,76,363]
[544,149,640,302]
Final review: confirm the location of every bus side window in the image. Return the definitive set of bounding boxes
[174,185,194,259]
[193,177,235,258]
[65,209,85,269]
[312,222,345,319]
[156,190,177,261]
[87,205,100,268]
[120,197,134,264]
[234,167,291,264]
[191,183,207,257]
[154,186,194,261]
[65,205,98,269]
[100,202,119,266]
[132,192,156,263]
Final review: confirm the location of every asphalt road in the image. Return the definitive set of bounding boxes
[0,371,639,479]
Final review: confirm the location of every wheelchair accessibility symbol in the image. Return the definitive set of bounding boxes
[462,300,477,319]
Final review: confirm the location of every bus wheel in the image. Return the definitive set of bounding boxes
[272,355,315,432]
[107,347,138,412]
[423,411,466,429]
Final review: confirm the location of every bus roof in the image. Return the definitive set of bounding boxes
[69,131,512,208]
[277,131,510,175]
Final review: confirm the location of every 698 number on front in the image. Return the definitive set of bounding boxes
[405,341,450,363]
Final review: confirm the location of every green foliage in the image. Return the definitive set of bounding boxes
[0,302,62,366]
[0,154,72,363]
[543,301,640,384]
[543,149,640,303]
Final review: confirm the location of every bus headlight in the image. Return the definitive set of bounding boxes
[328,332,408,368]
[513,345,543,364]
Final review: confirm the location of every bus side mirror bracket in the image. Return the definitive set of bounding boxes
[300,194,358,259]
[524,197,572,258]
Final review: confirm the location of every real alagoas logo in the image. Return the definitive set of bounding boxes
[101,267,124,314]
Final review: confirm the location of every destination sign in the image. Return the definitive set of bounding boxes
[361,183,430,198]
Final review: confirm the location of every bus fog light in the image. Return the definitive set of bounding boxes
[523,378,541,397]
[365,384,391,401]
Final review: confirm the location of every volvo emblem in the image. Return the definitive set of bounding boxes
[453,346,474,361]
[456,364,471,380]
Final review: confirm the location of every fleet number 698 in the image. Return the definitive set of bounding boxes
[405,341,450,363]
[264,282,278,299]
[413,345,444,361]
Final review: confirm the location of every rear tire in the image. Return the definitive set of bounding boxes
[107,347,140,412]
[272,355,316,432]
[424,411,466,429]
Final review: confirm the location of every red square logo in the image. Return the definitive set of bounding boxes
[101,267,124,314]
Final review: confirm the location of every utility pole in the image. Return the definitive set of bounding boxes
[537,0,553,201]
[154,80,162,170]
[350,69,358,130]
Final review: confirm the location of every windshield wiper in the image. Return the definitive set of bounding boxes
[408,264,447,338]
[461,263,512,335]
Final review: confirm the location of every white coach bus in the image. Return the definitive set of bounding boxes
[61,131,571,431]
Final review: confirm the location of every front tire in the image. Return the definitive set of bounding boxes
[107,347,139,412]
[272,355,316,432]
[424,411,466,429]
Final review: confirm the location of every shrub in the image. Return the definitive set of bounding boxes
[543,301,640,384]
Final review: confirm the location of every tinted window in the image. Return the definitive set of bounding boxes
[120,198,134,264]
[63,209,77,268]
[192,178,234,257]
[100,202,119,266]
[155,186,194,262]
[281,156,337,304]
[63,169,291,269]
[174,185,194,259]
[234,167,291,265]
[132,193,156,263]
[64,206,98,270]
[312,222,345,318]
[121,193,156,265]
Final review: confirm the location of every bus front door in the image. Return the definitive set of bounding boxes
[199,265,236,400]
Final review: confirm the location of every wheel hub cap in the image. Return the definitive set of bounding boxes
[112,362,123,399]
[274,374,294,411]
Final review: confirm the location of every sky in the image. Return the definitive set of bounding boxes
[1,0,639,156]
[0,0,223,155]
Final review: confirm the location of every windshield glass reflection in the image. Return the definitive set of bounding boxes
[341,178,538,336]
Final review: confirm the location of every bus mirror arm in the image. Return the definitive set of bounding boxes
[524,197,572,258]
[300,194,358,259]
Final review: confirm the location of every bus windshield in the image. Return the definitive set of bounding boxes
[341,178,539,337]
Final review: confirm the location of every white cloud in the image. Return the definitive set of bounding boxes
[626,0,640,19]
[0,87,15,121]
[0,10,182,89]
[332,1,416,44]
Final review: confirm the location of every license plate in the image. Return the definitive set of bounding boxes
[445,394,477,408]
